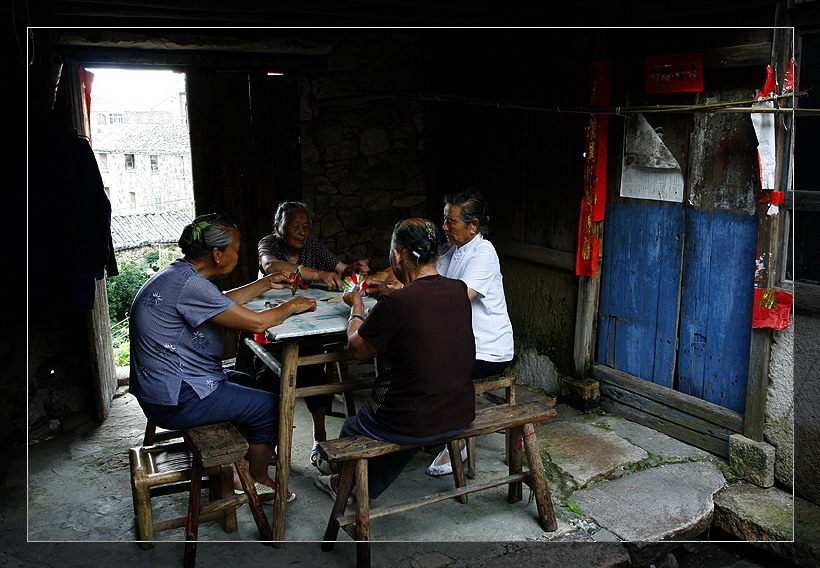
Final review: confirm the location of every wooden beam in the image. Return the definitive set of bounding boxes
[795,281,820,315]
[791,190,820,212]
[592,364,743,433]
[489,236,575,272]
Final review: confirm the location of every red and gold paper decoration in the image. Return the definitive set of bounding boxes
[576,59,610,277]
[751,288,792,330]
[644,52,704,94]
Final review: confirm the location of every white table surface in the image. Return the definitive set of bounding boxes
[243,286,375,340]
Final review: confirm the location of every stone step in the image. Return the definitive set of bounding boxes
[569,461,727,541]
[713,482,794,541]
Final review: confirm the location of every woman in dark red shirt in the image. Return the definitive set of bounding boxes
[315,218,475,499]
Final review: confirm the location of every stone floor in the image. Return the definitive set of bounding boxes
[5,380,807,568]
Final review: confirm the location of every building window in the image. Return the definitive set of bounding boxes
[124,154,135,170]
[108,113,124,124]
[96,153,108,171]
[96,114,106,125]
[129,192,137,210]
[154,197,162,211]
[150,155,159,173]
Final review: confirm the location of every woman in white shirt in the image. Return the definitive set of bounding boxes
[430,188,514,475]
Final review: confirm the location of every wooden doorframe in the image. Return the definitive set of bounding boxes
[61,55,119,421]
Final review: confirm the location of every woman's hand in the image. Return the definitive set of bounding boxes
[363,279,401,299]
[343,286,365,308]
[319,270,344,291]
[285,296,317,315]
[350,259,371,275]
[265,271,294,290]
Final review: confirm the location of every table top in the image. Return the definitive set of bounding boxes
[243,286,376,340]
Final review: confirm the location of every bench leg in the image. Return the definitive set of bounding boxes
[466,437,476,479]
[129,452,156,550]
[321,462,356,551]
[507,425,523,503]
[235,458,273,541]
[354,459,371,568]
[183,459,203,568]
[521,423,557,531]
[447,440,468,504]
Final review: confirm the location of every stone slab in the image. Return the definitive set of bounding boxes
[570,461,726,541]
[593,414,712,462]
[729,434,776,488]
[536,417,648,488]
[713,482,794,541]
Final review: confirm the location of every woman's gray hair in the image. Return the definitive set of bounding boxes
[274,201,311,229]
[178,213,237,260]
[444,187,490,236]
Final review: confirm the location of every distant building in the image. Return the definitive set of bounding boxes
[92,122,194,217]
[90,82,193,218]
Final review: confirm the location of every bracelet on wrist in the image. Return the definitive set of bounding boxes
[348,314,365,323]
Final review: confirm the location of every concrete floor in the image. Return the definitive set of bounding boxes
[13,383,794,568]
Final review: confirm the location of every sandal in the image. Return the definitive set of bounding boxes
[314,474,353,506]
[309,442,335,475]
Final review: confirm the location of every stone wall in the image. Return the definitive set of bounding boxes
[765,324,794,490]
[298,33,426,270]
[794,311,820,505]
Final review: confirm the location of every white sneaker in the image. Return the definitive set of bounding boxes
[425,444,468,477]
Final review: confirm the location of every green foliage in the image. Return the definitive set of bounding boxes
[561,499,584,515]
[106,261,150,324]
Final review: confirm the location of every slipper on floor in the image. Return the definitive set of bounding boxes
[235,482,296,503]
[314,475,353,506]
[425,444,468,477]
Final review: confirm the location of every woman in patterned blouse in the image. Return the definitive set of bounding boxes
[258,201,371,290]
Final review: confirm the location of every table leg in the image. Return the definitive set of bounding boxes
[273,339,300,545]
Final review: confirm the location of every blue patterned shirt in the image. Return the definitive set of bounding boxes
[129,259,235,405]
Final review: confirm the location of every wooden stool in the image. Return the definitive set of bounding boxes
[182,422,273,568]
[129,437,237,548]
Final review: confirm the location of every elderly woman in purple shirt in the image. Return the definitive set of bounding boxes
[130,213,315,500]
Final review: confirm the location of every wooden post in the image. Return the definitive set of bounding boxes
[745,23,793,441]
[521,423,557,532]
[507,425,524,503]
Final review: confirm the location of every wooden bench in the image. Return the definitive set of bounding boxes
[316,401,557,568]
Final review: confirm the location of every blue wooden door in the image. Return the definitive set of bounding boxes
[597,204,756,413]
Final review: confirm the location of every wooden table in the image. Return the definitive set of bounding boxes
[243,286,376,543]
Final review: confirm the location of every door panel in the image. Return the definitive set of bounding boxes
[678,209,756,412]
[597,200,684,388]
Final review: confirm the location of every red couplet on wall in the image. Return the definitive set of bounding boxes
[644,52,704,94]
[576,59,610,277]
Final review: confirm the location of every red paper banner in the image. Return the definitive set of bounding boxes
[752,288,792,330]
[645,53,704,94]
[576,59,610,277]
[759,190,785,205]
[756,65,777,99]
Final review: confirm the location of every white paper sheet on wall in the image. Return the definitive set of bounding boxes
[620,113,684,203]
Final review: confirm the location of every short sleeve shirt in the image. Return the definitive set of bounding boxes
[357,275,476,437]
[257,233,340,273]
[129,259,236,406]
[436,234,514,362]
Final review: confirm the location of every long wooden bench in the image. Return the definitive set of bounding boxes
[316,400,558,568]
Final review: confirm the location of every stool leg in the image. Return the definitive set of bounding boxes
[507,425,523,503]
[129,450,156,550]
[354,459,371,568]
[183,458,203,568]
[215,465,238,533]
[521,423,557,531]
[448,440,468,504]
[235,458,273,541]
[321,462,355,551]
